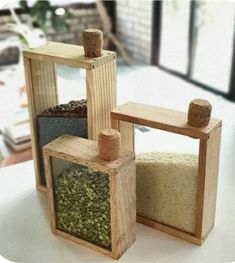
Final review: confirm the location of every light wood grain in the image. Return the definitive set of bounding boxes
[110,154,136,258]
[195,125,222,239]
[44,135,131,175]
[23,57,58,189]
[137,216,202,245]
[86,59,116,141]
[111,102,222,245]
[37,185,47,192]
[24,43,117,190]
[44,155,56,232]
[55,229,112,258]
[44,135,136,258]
[23,42,115,69]
[111,102,221,139]
[119,121,134,152]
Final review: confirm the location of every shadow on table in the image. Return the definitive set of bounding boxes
[0,189,201,263]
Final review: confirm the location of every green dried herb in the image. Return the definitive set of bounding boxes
[54,165,111,250]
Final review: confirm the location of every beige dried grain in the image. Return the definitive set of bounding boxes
[136,151,198,234]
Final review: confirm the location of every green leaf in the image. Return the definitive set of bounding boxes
[51,10,70,33]
[30,0,51,29]
[28,1,71,33]
[19,0,28,10]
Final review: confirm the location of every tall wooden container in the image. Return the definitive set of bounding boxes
[111,102,222,245]
[23,42,116,192]
[43,134,136,259]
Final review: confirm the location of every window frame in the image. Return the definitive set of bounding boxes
[151,0,235,101]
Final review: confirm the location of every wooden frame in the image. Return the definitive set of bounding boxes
[43,134,136,259]
[111,102,222,245]
[23,42,117,192]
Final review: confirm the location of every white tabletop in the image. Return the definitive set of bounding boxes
[1,66,235,262]
[0,158,234,263]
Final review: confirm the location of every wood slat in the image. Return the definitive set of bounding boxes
[44,155,56,232]
[43,134,133,174]
[55,229,112,258]
[86,59,116,141]
[195,125,222,239]
[111,102,221,139]
[23,57,58,188]
[44,135,136,259]
[111,101,222,245]
[23,42,116,69]
[119,121,135,152]
[137,216,202,245]
[24,43,117,190]
[110,157,136,258]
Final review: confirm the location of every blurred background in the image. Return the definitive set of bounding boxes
[0,0,235,167]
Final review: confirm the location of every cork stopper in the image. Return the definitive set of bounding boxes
[82,28,103,58]
[98,129,121,161]
[187,99,212,127]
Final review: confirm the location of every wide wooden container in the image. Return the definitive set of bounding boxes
[111,102,222,245]
[43,134,136,259]
[23,42,117,192]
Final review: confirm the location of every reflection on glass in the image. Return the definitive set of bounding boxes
[52,158,112,250]
[135,125,199,234]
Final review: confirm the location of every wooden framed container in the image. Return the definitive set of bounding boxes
[111,102,222,245]
[43,134,136,259]
[23,42,116,192]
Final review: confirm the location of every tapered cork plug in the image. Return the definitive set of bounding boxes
[187,99,212,127]
[82,28,103,58]
[98,129,121,161]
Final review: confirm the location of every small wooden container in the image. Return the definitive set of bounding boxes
[44,134,136,259]
[111,102,222,245]
[82,29,103,58]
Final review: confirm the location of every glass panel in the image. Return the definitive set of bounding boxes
[56,64,86,104]
[135,125,199,154]
[192,1,235,93]
[135,126,199,234]
[36,99,88,185]
[36,64,88,184]
[160,0,190,74]
[52,158,111,250]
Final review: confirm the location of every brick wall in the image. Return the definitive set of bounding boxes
[47,7,102,44]
[1,2,154,65]
[0,4,102,65]
[116,0,153,64]
[21,5,101,44]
